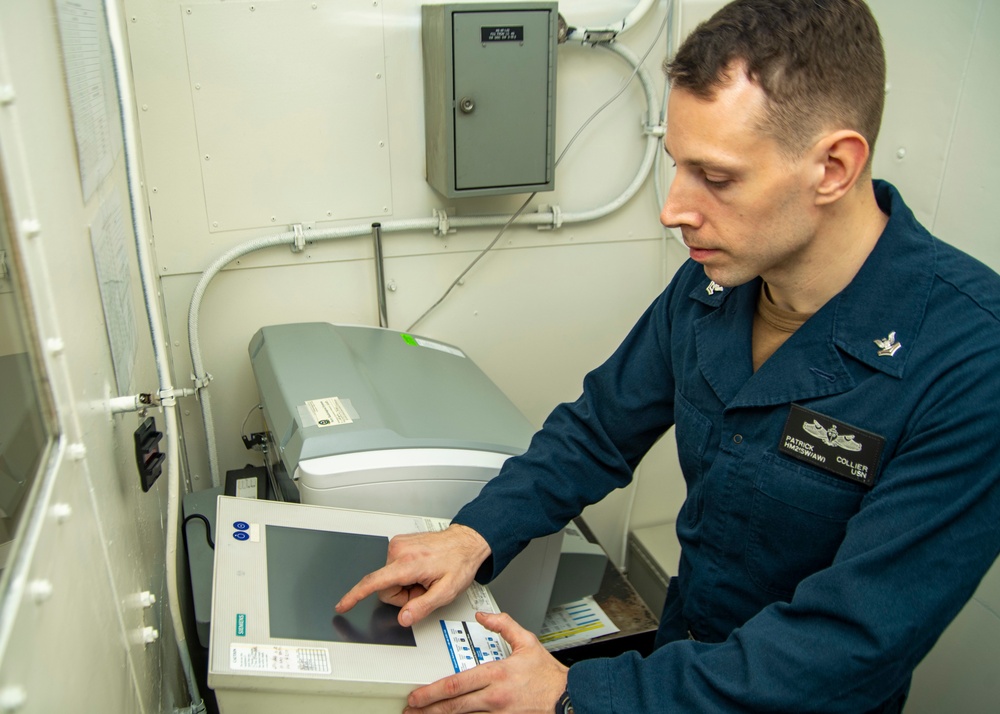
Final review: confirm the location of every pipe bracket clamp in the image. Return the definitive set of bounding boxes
[291,223,306,253]
[156,389,179,407]
[536,204,563,230]
[433,209,451,237]
[644,122,665,137]
[191,373,213,390]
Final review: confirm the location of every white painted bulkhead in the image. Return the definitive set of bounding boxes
[0,0,996,711]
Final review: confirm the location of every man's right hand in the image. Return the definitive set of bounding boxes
[335,523,492,627]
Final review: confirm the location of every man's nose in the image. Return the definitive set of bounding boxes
[661,174,702,229]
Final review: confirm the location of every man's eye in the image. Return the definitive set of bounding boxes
[705,177,732,189]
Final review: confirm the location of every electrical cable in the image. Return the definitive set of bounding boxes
[407,193,537,331]
[188,5,668,488]
[408,3,672,333]
[241,404,262,443]
[103,0,206,708]
[182,514,215,550]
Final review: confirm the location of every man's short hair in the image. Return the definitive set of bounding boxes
[666,0,886,170]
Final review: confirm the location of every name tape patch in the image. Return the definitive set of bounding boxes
[779,405,884,488]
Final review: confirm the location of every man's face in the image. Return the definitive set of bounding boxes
[661,73,820,291]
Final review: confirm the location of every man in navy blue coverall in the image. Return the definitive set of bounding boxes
[338,1,1000,711]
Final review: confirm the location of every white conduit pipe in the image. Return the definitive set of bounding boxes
[566,0,660,42]
[190,40,663,489]
[103,1,205,711]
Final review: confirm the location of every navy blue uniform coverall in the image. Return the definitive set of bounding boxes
[453,181,1000,712]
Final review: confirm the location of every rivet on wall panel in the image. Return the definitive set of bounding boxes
[130,625,160,646]
[0,685,27,712]
[49,503,72,523]
[896,147,907,161]
[0,85,16,105]
[46,338,64,356]
[27,580,53,604]
[20,219,40,238]
[68,443,87,461]
[128,591,157,609]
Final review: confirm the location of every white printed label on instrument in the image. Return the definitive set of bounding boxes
[235,476,257,499]
[465,581,495,612]
[304,397,354,428]
[415,337,466,359]
[229,644,331,674]
[424,518,448,533]
[440,620,509,673]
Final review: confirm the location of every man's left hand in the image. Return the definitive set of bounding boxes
[404,611,569,714]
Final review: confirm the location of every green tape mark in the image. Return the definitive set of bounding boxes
[401,333,418,346]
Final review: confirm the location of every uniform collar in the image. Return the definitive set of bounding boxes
[690,278,730,308]
[690,180,934,407]
[827,180,935,379]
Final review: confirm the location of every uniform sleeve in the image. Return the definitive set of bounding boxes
[568,324,1000,712]
[452,285,678,581]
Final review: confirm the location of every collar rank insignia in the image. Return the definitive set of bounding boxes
[706,281,724,296]
[874,331,902,357]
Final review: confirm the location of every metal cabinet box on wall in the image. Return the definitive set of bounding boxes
[422,2,558,198]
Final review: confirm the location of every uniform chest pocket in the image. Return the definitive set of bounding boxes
[746,452,866,598]
[674,391,712,528]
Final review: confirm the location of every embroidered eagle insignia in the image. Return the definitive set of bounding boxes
[803,420,864,452]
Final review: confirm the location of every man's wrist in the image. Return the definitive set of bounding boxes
[555,689,574,714]
[447,523,492,567]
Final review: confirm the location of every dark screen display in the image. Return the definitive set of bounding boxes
[266,525,416,647]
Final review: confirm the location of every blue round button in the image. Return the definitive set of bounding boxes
[233,521,250,530]
[233,531,250,541]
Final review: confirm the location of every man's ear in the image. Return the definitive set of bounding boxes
[811,130,870,206]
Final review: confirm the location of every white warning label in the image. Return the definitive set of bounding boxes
[304,397,353,428]
[229,644,331,674]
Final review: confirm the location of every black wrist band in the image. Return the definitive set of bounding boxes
[556,689,574,714]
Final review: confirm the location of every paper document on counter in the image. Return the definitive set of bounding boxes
[539,596,619,651]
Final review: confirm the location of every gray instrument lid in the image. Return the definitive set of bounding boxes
[249,323,534,478]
